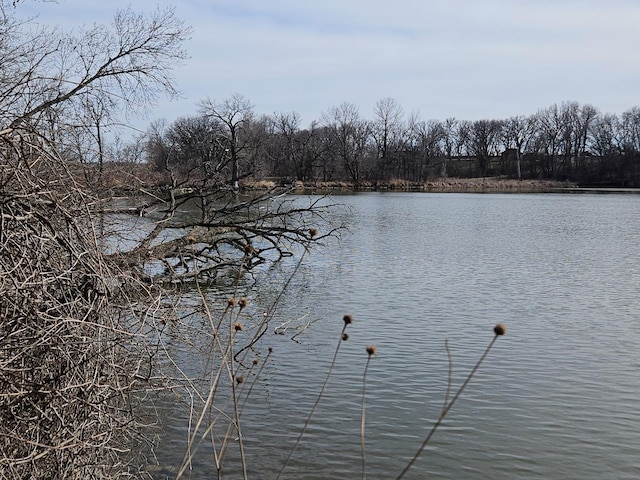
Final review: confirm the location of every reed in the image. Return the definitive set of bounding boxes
[170,232,320,480]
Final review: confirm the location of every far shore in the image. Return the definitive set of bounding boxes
[91,162,639,195]
[243,177,577,194]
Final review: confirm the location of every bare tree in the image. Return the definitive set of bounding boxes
[267,111,320,181]
[530,105,564,178]
[164,114,224,173]
[439,117,459,177]
[322,102,372,183]
[0,134,164,479]
[4,7,188,131]
[501,116,535,180]
[199,94,255,189]
[467,119,503,177]
[372,97,404,179]
[406,116,445,181]
[1,3,191,476]
[620,107,640,154]
[145,117,174,172]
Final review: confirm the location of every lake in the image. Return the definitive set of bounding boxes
[153,191,640,479]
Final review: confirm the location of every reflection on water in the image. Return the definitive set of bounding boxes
[152,192,640,479]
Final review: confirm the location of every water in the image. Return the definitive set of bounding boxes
[154,192,640,479]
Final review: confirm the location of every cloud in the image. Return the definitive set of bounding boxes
[16,0,640,132]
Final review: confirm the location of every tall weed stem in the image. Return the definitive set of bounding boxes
[394,325,506,480]
[360,345,377,480]
[275,315,353,479]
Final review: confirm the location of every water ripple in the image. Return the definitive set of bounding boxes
[154,193,640,479]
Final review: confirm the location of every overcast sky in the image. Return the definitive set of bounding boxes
[19,0,640,131]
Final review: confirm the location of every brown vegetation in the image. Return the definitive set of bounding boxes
[0,133,163,479]
[82,162,573,196]
[291,177,573,193]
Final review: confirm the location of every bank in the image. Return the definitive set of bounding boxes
[243,177,576,194]
[87,162,578,195]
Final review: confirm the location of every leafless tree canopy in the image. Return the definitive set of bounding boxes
[149,96,640,187]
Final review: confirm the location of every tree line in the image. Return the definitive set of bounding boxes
[140,96,640,187]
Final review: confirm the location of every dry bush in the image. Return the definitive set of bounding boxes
[0,132,164,479]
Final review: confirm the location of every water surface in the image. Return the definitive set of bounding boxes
[156,192,640,479]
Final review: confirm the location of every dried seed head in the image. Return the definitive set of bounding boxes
[342,333,349,341]
[227,298,236,307]
[493,323,507,336]
[235,375,244,384]
[309,228,318,238]
[244,243,255,254]
[238,297,249,309]
[187,235,197,244]
[366,345,377,356]
[233,322,244,332]
[252,358,259,366]
[343,314,353,325]
[268,347,273,354]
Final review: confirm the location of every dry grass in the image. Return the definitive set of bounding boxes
[241,179,278,190]
[287,177,573,193]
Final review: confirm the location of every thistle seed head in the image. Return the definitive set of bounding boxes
[493,323,507,336]
[366,345,377,356]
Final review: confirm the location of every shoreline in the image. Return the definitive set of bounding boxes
[246,177,577,194]
[90,162,638,195]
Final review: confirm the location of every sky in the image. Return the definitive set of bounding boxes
[17,0,640,133]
